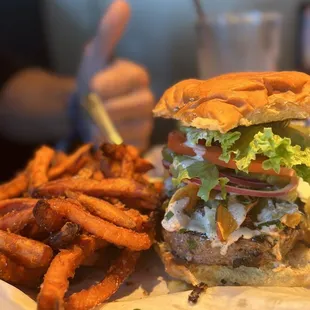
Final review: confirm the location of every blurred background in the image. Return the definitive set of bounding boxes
[0,0,309,179]
[41,0,307,94]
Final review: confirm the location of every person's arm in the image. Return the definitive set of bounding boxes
[0,0,154,150]
[0,61,76,143]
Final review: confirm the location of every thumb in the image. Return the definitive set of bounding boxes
[92,0,131,62]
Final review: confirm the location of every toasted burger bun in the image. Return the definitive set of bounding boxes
[153,71,310,133]
[156,242,310,287]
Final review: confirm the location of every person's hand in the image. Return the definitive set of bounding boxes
[79,0,154,151]
[0,68,75,142]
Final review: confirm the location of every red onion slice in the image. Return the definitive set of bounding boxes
[219,172,269,189]
[188,177,298,198]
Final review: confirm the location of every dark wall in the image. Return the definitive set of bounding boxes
[0,1,50,181]
[0,0,49,67]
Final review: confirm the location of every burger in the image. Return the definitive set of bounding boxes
[153,71,310,287]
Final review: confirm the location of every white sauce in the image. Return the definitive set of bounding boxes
[297,177,310,203]
[226,195,247,227]
[213,228,259,255]
[184,141,205,161]
[180,159,196,169]
[162,197,190,232]
[163,191,290,256]
[172,157,196,172]
[164,177,175,196]
[187,207,217,239]
[260,225,280,238]
[256,200,298,225]
[228,203,247,226]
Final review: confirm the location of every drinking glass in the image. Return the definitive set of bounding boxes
[196,11,283,79]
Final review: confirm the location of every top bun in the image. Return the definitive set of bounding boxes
[153,71,310,133]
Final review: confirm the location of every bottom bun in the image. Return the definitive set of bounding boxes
[155,242,310,287]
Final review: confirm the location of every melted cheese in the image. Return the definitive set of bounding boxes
[297,177,310,203]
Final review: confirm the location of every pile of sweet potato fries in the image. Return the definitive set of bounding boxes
[0,143,161,309]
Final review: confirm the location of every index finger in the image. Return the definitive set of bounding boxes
[93,0,131,62]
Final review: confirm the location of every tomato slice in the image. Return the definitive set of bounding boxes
[167,131,295,177]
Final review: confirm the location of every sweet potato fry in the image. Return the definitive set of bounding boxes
[108,199,149,230]
[100,158,122,178]
[110,160,122,177]
[48,144,92,179]
[28,145,55,192]
[122,208,149,231]
[37,235,101,309]
[121,197,157,210]
[133,173,150,185]
[125,144,139,159]
[35,178,159,204]
[102,197,125,208]
[21,221,48,240]
[66,154,91,176]
[80,251,101,267]
[0,253,45,287]
[65,191,136,229]
[0,230,53,268]
[100,157,112,177]
[101,143,153,173]
[76,166,94,179]
[101,143,127,160]
[0,198,37,216]
[120,152,135,178]
[65,249,140,310]
[42,198,152,251]
[0,173,28,200]
[33,199,66,232]
[37,245,85,310]
[78,234,108,253]
[135,157,154,173]
[135,162,154,174]
[52,151,67,166]
[153,180,164,194]
[0,141,157,306]
[47,222,80,250]
[76,160,100,179]
[92,170,104,181]
[0,208,34,233]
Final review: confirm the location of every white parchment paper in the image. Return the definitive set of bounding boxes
[1,250,310,310]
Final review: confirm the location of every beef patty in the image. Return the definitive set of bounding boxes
[163,228,300,268]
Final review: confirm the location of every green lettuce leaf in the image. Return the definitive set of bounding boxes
[182,127,241,162]
[181,125,310,183]
[170,155,228,201]
[274,124,310,150]
[233,128,310,176]
[293,164,310,183]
